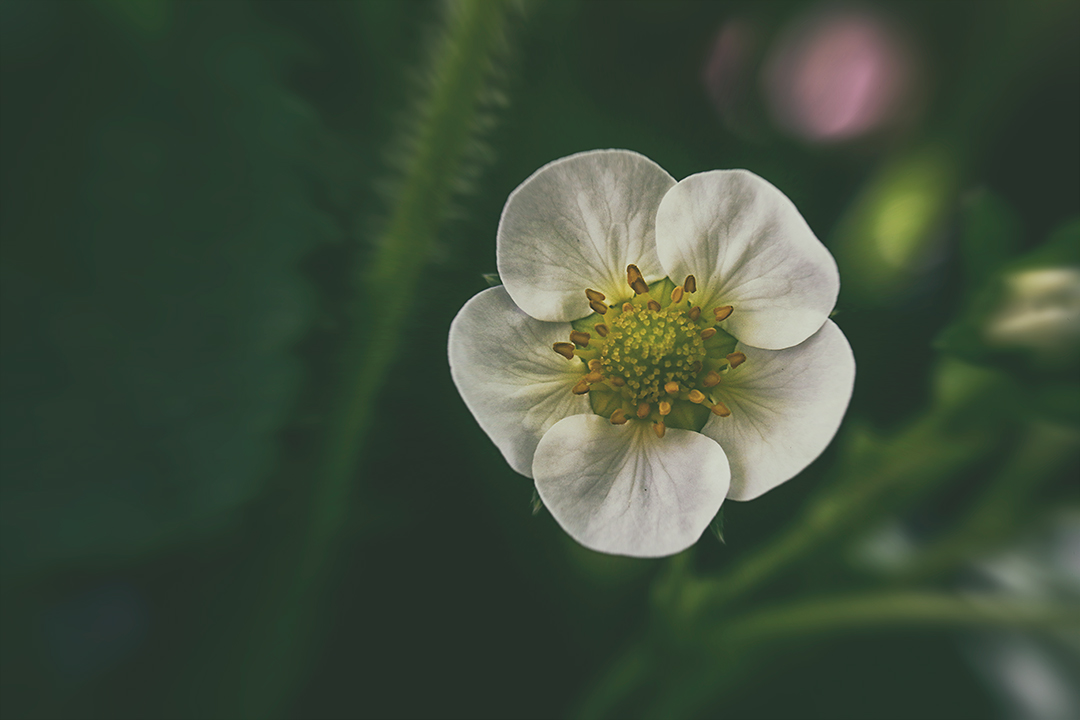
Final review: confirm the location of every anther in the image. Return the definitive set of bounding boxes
[647,300,661,312]
[590,300,609,315]
[689,306,701,321]
[688,389,706,404]
[664,381,680,394]
[588,359,602,371]
[659,401,671,416]
[710,400,731,417]
[553,342,575,360]
[622,302,634,312]
[684,275,697,294]
[714,305,734,322]
[585,288,606,303]
[610,408,628,425]
[595,323,609,337]
[653,422,666,439]
[572,380,590,395]
[702,371,721,388]
[671,286,684,304]
[726,352,746,369]
[584,371,603,383]
[701,328,717,340]
[610,377,626,387]
[627,264,650,295]
[636,402,651,419]
[690,360,703,373]
[570,330,590,347]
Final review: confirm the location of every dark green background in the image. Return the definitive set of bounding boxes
[1,1,1077,718]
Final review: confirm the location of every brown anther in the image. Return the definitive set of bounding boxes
[688,306,701,321]
[610,377,626,387]
[636,402,651,419]
[701,328,717,340]
[553,342,575,360]
[585,288,606,303]
[572,380,590,395]
[688,389,706,404]
[595,323,609,337]
[610,408,629,425]
[653,422,666,439]
[714,305,734,322]
[588,359,602,371]
[710,400,732,417]
[690,360,703,373]
[627,264,650,294]
[622,302,634,312]
[584,371,603,383]
[671,286,684,304]
[702,371,721,388]
[570,330,590,347]
[647,300,661,312]
[658,401,672,416]
[684,274,697,294]
[589,300,609,315]
[664,381,680,394]
[726,352,747,369]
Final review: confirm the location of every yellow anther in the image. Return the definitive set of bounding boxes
[572,379,591,395]
[688,389,706,404]
[570,330,590,347]
[589,300,609,315]
[647,299,661,312]
[664,381,680,394]
[636,402,651,419]
[701,328,717,339]
[710,400,731,417]
[610,377,626,387]
[688,306,701,321]
[588,359,602,371]
[595,323,609,337]
[671,286,684,304]
[714,305,734,322]
[610,408,629,425]
[684,275,697,294]
[585,288,606,303]
[627,264,650,295]
[553,342,576,360]
[658,401,671,416]
[726,351,746,369]
[653,422,666,439]
[702,371,721,388]
[584,371,604,383]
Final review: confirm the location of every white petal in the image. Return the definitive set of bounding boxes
[449,286,592,477]
[655,170,839,350]
[533,415,730,558]
[702,320,855,501]
[497,150,676,322]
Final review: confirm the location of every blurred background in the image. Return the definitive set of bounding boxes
[1,1,1078,718]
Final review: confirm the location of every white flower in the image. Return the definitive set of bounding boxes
[449,150,855,557]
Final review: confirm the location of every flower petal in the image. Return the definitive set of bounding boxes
[655,169,839,350]
[702,319,855,501]
[533,415,730,557]
[497,150,676,322]
[449,286,592,477]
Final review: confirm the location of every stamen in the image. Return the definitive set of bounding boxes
[714,305,733,322]
[647,300,661,312]
[590,300,609,315]
[653,422,666,438]
[658,401,672,416]
[684,275,697,294]
[627,264,650,295]
[610,408,628,425]
[688,389,706,404]
[584,371,603,383]
[702,371,721,388]
[726,352,746,368]
[610,377,626,387]
[636,402,651,419]
[701,328,717,339]
[585,288,606,303]
[595,323,609,337]
[622,302,634,312]
[570,330,590,347]
[664,381,680,394]
[588,359,602,372]
[671,286,684,304]
[688,306,701,321]
[690,360,703,373]
[710,400,731,417]
[553,342,576,360]
[572,379,590,395]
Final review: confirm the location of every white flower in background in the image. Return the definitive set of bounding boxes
[449,150,855,557]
